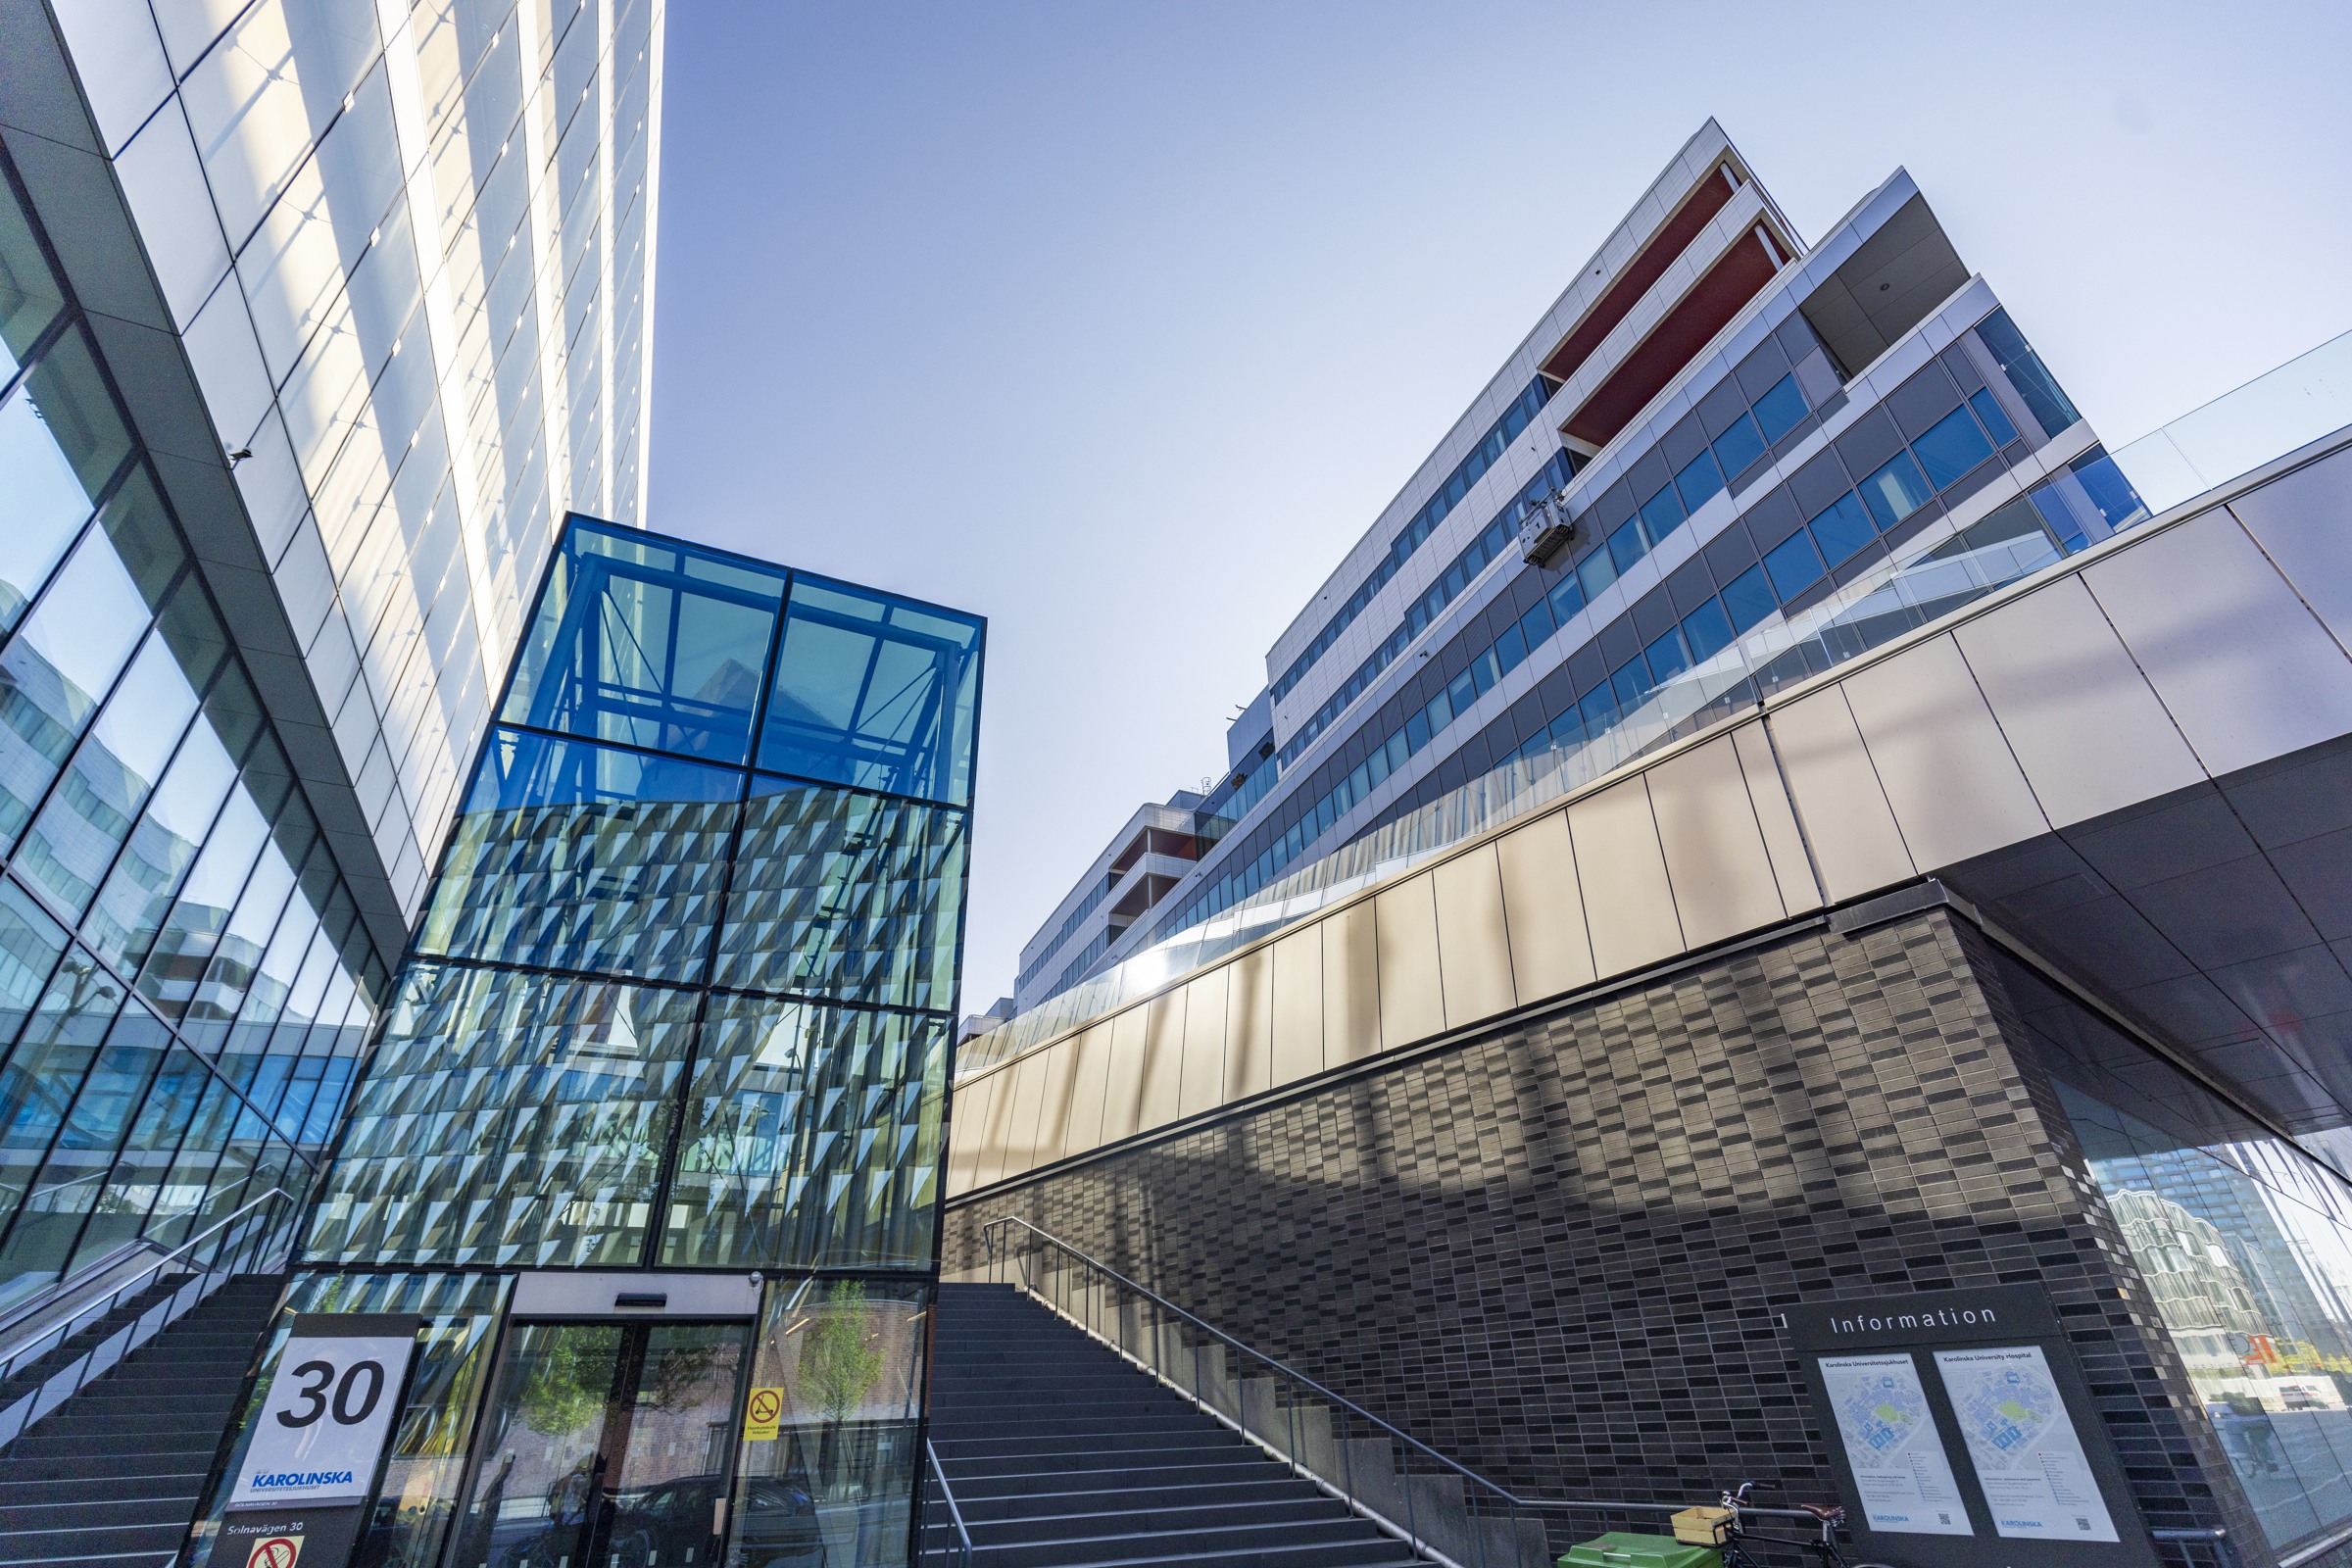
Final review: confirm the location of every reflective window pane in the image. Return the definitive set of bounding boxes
[759,577,981,807]
[1752,373,1809,445]
[0,878,68,1043]
[0,379,95,635]
[662,998,948,1271]
[0,170,65,379]
[306,963,697,1268]
[1912,404,1995,489]
[416,727,741,983]
[502,521,785,765]
[1857,450,1934,531]
[83,718,238,971]
[0,522,154,841]
[714,779,966,1008]
[1762,527,1825,601]
[1807,492,1880,567]
[1710,413,1766,481]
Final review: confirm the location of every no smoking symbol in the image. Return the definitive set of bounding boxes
[747,1390,781,1425]
[247,1538,301,1568]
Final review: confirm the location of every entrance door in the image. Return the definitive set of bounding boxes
[452,1321,752,1568]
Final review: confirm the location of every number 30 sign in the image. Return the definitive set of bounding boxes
[227,1315,421,1511]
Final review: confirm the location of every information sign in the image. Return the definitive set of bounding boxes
[228,1315,420,1511]
[1933,1346,2121,1543]
[1818,1352,1973,1536]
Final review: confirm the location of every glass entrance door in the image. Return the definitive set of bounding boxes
[452,1321,752,1568]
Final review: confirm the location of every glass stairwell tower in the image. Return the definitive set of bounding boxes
[187,515,984,1568]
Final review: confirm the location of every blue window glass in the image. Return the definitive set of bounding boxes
[1643,627,1690,685]
[1752,374,1809,444]
[759,577,983,806]
[1681,599,1735,662]
[1516,599,1555,654]
[1710,414,1766,481]
[2069,447,2151,534]
[1722,565,1777,633]
[1912,406,1995,489]
[2028,483,2088,554]
[1548,573,1587,624]
[1576,547,1617,604]
[1858,451,1934,530]
[1808,493,1878,566]
[1967,388,2018,446]
[1577,686,1618,734]
[1424,689,1452,732]
[503,519,787,766]
[1673,450,1725,514]
[1608,516,1649,574]
[416,727,742,984]
[1974,309,2080,437]
[1546,712,1587,753]
[1636,487,1683,550]
[1447,667,1479,710]
[1762,529,1826,601]
[1494,623,1529,673]
[1609,657,1654,711]
[1404,710,1432,752]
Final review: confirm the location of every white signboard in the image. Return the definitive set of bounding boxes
[228,1320,418,1510]
[1819,1352,1974,1536]
[1934,1345,2120,1542]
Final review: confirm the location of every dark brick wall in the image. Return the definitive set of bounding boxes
[944,910,2280,1566]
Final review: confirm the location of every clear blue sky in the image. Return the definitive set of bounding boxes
[646,0,2352,1012]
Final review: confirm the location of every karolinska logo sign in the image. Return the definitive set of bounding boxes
[249,1471,359,1491]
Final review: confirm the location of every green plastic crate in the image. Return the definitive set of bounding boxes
[1560,1533,1724,1568]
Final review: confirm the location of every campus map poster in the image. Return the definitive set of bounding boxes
[1933,1346,2121,1542]
[1819,1353,1975,1536]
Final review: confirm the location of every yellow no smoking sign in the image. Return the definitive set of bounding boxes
[744,1387,784,1441]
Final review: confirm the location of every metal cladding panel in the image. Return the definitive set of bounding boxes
[1269,925,1326,1087]
[2084,510,2352,778]
[1375,873,1446,1052]
[975,1064,1024,1190]
[2226,447,2352,651]
[1954,575,2205,828]
[1323,898,1382,1067]
[1433,842,1517,1029]
[1496,808,1598,1001]
[1731,720,1823,914]
[1178,967,1230,1118]
[1769,687,1917,902]
[1839,635,2050,871]
[1063,1022,1114,1156]
[1100,1005,1149,1144]
[1136,988,1189,1134]
[1566,777,1685,977]
[1002,1051,1051,1181]
[945,1069,995,1197]
[1646,733,1787,948]
[1033,1030,1084,1168]
[1226,942,1275,1102]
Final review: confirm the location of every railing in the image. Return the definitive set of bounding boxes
[981,1216,1835,1568]
[0,1188,297,1450]
[921,1439,975,1568]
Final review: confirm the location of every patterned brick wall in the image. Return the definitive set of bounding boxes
[943,910,2278,1566]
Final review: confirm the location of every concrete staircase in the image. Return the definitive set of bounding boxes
[0,1273,284,1568]
[924,1282,1440,1567]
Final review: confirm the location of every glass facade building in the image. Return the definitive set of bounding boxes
[190,516,984,1568]
[0,0,661,1327]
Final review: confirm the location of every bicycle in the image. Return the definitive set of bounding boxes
[1694,1480,1894,1568]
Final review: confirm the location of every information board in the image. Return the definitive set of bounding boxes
[1933,1346,2120,1542]
[1818,1352,1973,1536]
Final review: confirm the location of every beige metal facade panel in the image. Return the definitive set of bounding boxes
[1226,943,1275,1102]
[1646,734,1787,948]
[1494,809,1597,1001]
[1001,1053,1051,1182]
[1179,969,1231,1118]
[1064,1022,1114,1157]
[1032,1033,1084,1170]
[1730,720,1822,914]
[1952,575,2205,828]
[1269,926,1326,1087]
[1567,777,1685,977]
[975,1067,1024,1190]
[1374,875,1446,1052]
[1838,636,2049,872]
[1100,1006,1150,1144]
[1136,989,1189,1133]
[945,1070,995,1197]
[1433,842,1517,1029]
[1767,688,1916,901]
[2226,447,2352,652]
[1323,900,1383,1067]
[2083,511,2352,777]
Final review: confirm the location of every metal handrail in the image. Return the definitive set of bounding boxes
[0,1187,295,1389]
[923,1439,974,1567]
[983,1216,1835,1564]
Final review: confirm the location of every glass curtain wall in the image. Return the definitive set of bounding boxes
[1999,952,2352,1558]
[0,134,384,1314]
[296,515,981,1568]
